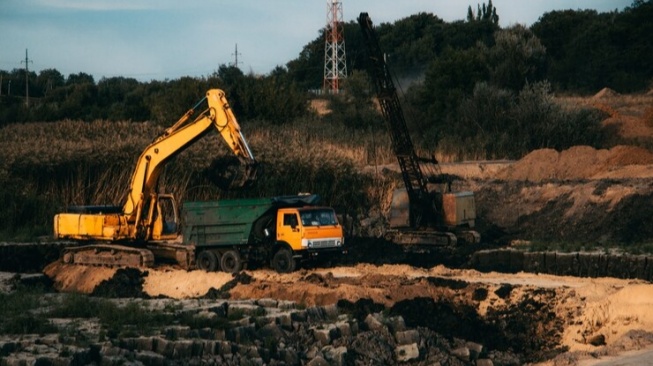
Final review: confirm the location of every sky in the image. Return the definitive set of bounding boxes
[0,0,633,82]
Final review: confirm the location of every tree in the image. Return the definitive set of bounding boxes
[36,69,65,96]
[489,25,546,91]
[66,72,95,86]
[467,0,499,25]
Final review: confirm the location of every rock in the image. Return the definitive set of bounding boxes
[279,348,300,365]
[277,300,297,310]
[134,337,155,352]
[208,303,228,317]
[364,314,385,332]
[323,303,339,319]
[230,315,252,327]
[322,346,348,366]
[306,355,330,366]
[237,344,259,359]
[395,329,420,345]
[395,343,420,362]
[307,306,327,321]
[201,340,218,356]
[451,346,470,362]
[171,340,193,359]
[212,329,226,341]
[466,341,483,359]
[153,337,170,356]
[305,345,322,359]
[227,324,256,343]
[335,321,352,337]
[135,350,166,366]
[276,313,293,330]
[256,298,278,308]
[290,310,307,322]
[477,359,494,366]
[313,327,332,346]
[588,334,606,346]
[218,341,233,356]
[388,316,406,332]
[257,323,284,341]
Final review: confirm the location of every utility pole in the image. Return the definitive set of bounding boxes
[231,44,242,68]
[21,49,33,107]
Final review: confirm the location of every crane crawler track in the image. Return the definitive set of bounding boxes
[61,244,155,268]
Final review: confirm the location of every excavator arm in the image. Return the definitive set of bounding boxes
[123,89,258,220]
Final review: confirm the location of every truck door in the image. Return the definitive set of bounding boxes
[277,210,303,251]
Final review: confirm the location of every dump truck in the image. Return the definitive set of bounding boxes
[176,194,346,273]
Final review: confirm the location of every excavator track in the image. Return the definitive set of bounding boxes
[61,244,155,268]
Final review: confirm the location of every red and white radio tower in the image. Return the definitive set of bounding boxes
[323,0,347,94]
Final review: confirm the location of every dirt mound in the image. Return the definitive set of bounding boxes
[44,261,117,293]
[497,145,653,181]
[44,261,236,299]
[594,87,619,99]
[92,268,149,298]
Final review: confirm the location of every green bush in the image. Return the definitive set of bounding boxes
[448,81,605,159]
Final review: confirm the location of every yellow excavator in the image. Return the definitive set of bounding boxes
[53,89,259,268]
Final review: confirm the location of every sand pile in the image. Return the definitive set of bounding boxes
[44,261,117,293]
[593,87,619,99]
[497,145,653,181]
[561,282,653,352]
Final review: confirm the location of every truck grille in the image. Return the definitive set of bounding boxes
[310,239,339,248]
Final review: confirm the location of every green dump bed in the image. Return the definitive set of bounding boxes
[182,195,320,248]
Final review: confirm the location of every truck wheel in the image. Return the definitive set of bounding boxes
[272,248,296,273]
[220,250,243,273]
[197,250,219,272]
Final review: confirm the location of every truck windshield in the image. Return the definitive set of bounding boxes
[299,209,338,227]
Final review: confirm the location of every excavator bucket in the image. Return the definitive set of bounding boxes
[206,156,260,190]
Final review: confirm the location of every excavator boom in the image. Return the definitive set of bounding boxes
[123,89,257,219]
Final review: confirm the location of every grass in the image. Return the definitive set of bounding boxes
[0,117,401,239]
[45,293,237,339]
[0,289,256,343]
[0,285,57,335]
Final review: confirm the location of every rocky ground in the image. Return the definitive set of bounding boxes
[4,259,653,366]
